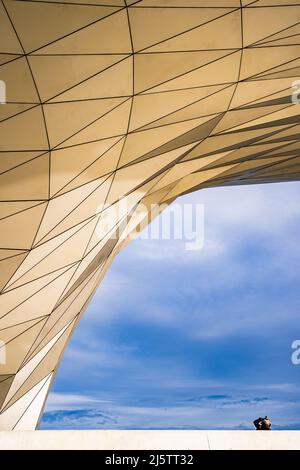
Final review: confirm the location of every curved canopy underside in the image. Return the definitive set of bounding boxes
[0,0,300,430]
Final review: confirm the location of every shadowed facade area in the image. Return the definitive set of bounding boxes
[0,0,300,430]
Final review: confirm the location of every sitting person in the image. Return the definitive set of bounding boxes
[253,416,272,430]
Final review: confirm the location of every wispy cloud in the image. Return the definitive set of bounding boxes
[42,391,300,430]
[84,183,300,335]
[46,393,110,411]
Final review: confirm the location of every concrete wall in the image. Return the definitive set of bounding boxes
[0,430,299,450]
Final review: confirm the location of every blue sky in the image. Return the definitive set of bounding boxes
[41,182,300,430]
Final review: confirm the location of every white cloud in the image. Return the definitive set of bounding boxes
[81,182,300,338]
[46,393,100,411]
[130,182,300,264]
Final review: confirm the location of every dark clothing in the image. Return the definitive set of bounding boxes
[253,417,272,430]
